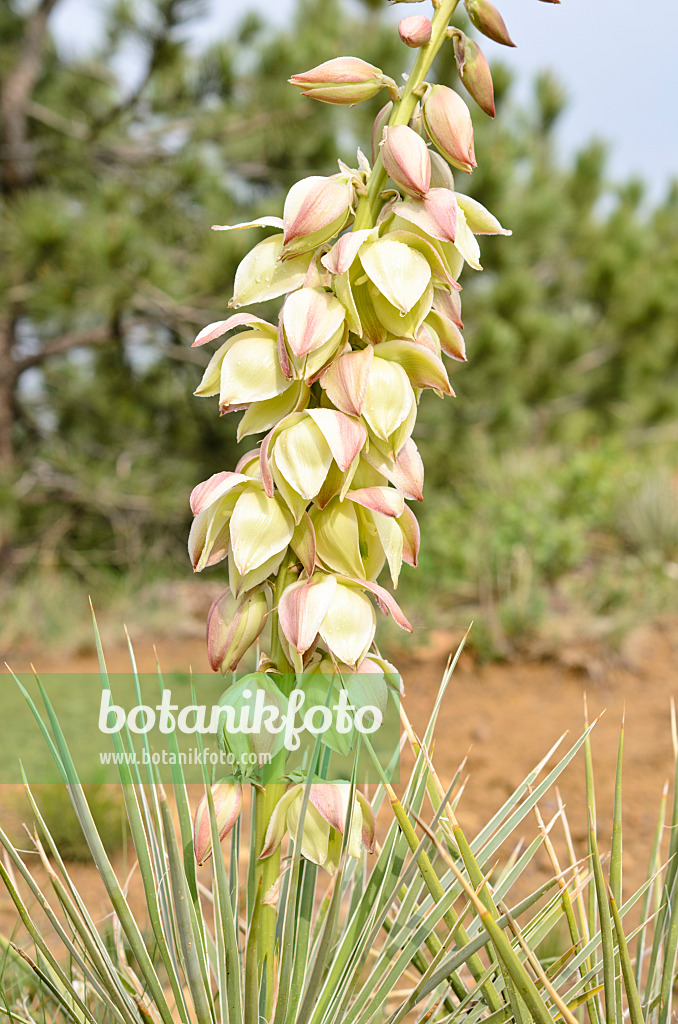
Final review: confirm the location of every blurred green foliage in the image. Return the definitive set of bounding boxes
[1,0,677,658]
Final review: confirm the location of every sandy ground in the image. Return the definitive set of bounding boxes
[1,617,677,953]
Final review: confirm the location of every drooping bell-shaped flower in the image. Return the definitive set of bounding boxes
[463,0,516,47]
[260,783,376,872]
[278,572,411,668]
[206,587,269,672]
[279,286,347,381]
[193,782,242,866]
[189,476,294,593]
[260,409,367,516]
[398,15,432,48]
[380,125,431,198]
[320,344,419,453]
[288,57,394,106]
[194,326,291,414]
[188,472,253,572]
[278,575,371,666]
[423,85,477,174]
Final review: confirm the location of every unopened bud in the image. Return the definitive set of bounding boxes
[398,15,432,47]
[452,30,495,117]
[282,174,354,255]
[193,783,242,866]
[372,101,393,165]
[289,56,394,105]
[463,0,516,47]
[206,587,269,673]
[422,85,476,173]
[429,150,456,190]
[380,125,431,198]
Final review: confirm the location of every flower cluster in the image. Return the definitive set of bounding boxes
[190,63,509,676]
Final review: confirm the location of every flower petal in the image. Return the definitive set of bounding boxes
[193,314,274,348]
[398,504,420,568]
[380,124,431,198]
[320,582,376,666]
[355,792,377,853]
[290,513,317,576]
[260,786,301,859]
[283,287,346,358]
[363,358,414,441]
[212,215,284,232]
[453,204,482,270]
[359,238,431,314]
[274,417,334,499]
[219,334,289,408]
[189,505,233,571]
[309,784,350,835]
[232,234,313,307]
[374,339,453,394]
[237,381,308,440]
[346,486,405,518]
[190,472,250,515]
[321,229,374,275]
[362,438,424,502]
[283,175,353,246]
[229,490,294,575]
[306,408,367,471]
[319,345,373,417]
[194,783,242,866]
[394,189,457,243]
[279,574,338,654]
[456,192,510,235]
[312,500,364,579]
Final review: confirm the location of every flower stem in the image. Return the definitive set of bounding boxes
[254,781,284,1015]
[353,0,461,230]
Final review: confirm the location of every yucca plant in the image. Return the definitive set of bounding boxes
[3,0,678,1021]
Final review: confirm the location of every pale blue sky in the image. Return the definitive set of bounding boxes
[50,0,677,200]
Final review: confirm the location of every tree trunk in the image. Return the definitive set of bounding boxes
[0,315,17,470]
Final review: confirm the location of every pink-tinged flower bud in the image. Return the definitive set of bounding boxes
[463,0,516,47]
[282,175,354,257]
[194,783,242,866]
[422,85,476,173]
[451,29,495,117]
[372,101,393,165]
[206,587,269,673]
[398,15,432,47]
[380,125,431,198]
[289,57,394,105]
